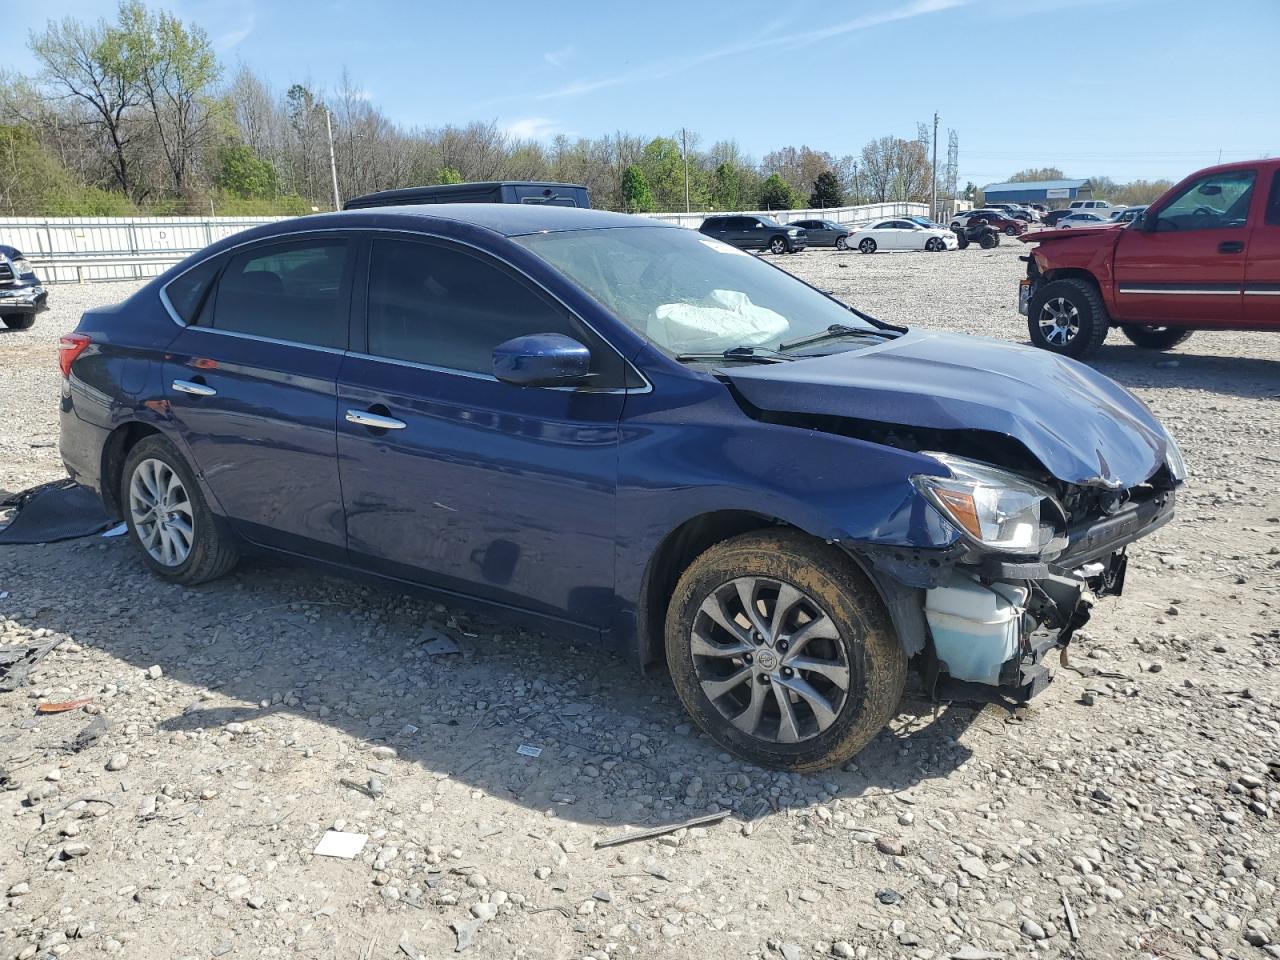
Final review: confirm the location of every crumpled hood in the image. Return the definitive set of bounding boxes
[721,330,1174,488]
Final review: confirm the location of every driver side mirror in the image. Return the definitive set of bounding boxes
[493,333,591,387]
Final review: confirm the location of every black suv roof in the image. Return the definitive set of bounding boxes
[345,181,587,210]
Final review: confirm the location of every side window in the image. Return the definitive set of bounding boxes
[164,255,223,324]
[1266,169,1280,226]
[1153,170,1255,231]
[212,239,351,348]
[364,238,628,386]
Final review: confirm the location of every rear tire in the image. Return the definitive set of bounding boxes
[122,435,239,585]
[858,238,877,254]
[1027,277,1110,359]
[664,530,906,772]
[1,313,35,330]
[1120,324,1193,350]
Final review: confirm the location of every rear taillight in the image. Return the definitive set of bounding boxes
[58,334,91,378]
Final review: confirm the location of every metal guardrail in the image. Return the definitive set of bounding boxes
[2,202,932,284]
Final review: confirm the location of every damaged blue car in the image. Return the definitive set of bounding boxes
[57,206,1182,770]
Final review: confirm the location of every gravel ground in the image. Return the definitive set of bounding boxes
[1,244,1278,960]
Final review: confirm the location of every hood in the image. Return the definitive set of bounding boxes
[720,330,1173,488]
[1018,227,1120,245]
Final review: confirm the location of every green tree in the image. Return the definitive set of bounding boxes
[638,137,683,209]
[620,164,654,212]
[709,162,742,210]
[809,170,843,209]
[1008,167,1065,183]
[435,165,463,184]
[214,143,281,198]
[28,8,150,198]
[759,173,797,211]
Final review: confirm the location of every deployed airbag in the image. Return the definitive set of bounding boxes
[652,289,788,351]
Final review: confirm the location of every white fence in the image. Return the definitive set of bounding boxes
[1,201,930,284]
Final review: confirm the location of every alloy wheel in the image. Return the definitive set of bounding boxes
[770,238,787,254]
[690,576,851,744]
[129,457,195,567]
[1037,297,1080,346]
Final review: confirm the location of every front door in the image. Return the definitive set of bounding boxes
[336,235,631,629]
[1244,167,1280,327]
[1112,168,1256,326]
[162,236,353,559]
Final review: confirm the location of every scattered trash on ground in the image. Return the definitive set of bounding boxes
[0,637,63,692]
[516,743,542,758]
[35,696,93,714]
[313,830,368,859]
[593,810,730,849]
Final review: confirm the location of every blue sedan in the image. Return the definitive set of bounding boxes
[58,204,1182,770]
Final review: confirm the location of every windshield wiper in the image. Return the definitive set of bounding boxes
[675,345,787,364]
[778,323,886,352]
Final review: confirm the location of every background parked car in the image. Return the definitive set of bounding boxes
[966,212,1027,236]
[850,219,957,253]
[699,215,807,254]
[1112,205,1148,223]
[1041,209,1074,227]
[1056,211,1121,229]
[0,244,48,330]
[788,219,850,249]
[1067,199,1119,215]
[950,208,1004,229]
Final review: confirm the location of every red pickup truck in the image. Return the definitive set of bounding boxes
[1018,159,1280,357]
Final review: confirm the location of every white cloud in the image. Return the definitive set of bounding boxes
[534,0,966,101]
[502,117,565,141]
[544,45,574,69]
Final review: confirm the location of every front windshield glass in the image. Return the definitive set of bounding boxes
[515,226,876,355]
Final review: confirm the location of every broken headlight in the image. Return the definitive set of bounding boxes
[913,453,1067,556]
[1165,435,1187,483]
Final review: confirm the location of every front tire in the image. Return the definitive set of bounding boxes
[769,236,788,255]
[1027,278,1110,359]
[858,238,877,254]
[664,530,906,772]
[979,232,999,249]
[1004,225,1019,237]
[122,435,239,585]
[2,313,35,330]
[925,237,945,252]
[1119,324,1193,350]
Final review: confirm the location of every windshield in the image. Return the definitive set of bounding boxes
[514,226,876,356]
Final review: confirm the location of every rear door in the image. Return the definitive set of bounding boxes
[1111,168,1255,325]
[335,235,630,627]
[1243,167,1280,327]
[161,235,353,559]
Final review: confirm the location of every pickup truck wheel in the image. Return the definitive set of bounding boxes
[769,236,788,255]
[858,238,877,254]
[665,530,906,772]
[1028,278,1110,358]
[2,313,35,330]
[1120,324,1194,350]
[979,232,999,249]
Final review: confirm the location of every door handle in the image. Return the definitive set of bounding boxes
[172,379,216,397]
[1219,240,1245,254]
[345,409,406,430]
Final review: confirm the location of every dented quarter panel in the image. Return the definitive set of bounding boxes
[720,330,1172,488]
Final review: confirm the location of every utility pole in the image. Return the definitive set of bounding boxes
[681,127,690,213]
[931,111,939,221]
[325,107,341,211]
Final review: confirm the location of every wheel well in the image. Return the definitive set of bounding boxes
[1042,267,1099,290]
[636,511,783,672]
[100,422,161,519]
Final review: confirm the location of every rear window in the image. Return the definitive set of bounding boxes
[164,257,222,324]
[211,239,351,348]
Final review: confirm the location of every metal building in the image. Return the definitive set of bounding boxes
[982,178,1093,205]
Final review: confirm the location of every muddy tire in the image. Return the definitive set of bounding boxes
[1027,277,1110,359]
[979,231,999,249]
[2,313,35,330]
[122,434,239,585]
[664,530,906,772]
[1120,324,1193,350]
[955,233,970,249]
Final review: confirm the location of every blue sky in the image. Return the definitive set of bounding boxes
[9,0,1280,186]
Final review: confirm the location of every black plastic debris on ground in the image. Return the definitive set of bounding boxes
[0,480,110,545]
[0,637,63,692]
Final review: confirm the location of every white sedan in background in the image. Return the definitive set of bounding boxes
[849,218,958,253]
[1056,211,1124,229]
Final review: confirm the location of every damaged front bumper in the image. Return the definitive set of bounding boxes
[857,486,1175,701]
